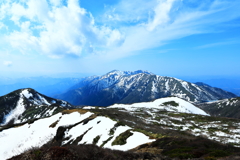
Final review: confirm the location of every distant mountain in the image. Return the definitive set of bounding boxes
[0,88,73,125]
[181,77,240,96]
[0,77,83,97]
[56,70,236,106]
[200,78,240,96]
[198,97,240,119]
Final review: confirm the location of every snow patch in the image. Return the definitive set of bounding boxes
[2,96,26,125]
[109,97,208,116]
[0,112,93,160]
[21,89,33,99]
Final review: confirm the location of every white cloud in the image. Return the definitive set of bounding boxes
[147,0,176,31]
[49,0,62,7]
[196,41,240,49]
[96,0,240,61]
[3,61,13,67]
[0,0,240,61]
[2,0,124,58]
[102,0,156,24]
[0,22,6,29]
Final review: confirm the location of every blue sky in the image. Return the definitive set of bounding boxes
[0,0,240,78]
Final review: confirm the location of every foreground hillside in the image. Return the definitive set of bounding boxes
[0,110,154,159]
[56,70,236,106]
[2,97,240,159]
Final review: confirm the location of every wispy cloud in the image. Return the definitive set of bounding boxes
[196,41,240,49]
[3,61,13,67]
[96,0,240,60]
[0,0,240,61]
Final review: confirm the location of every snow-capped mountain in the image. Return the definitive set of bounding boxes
[0,88,73,125]
[56,70,236,106]
[198,97,240,119]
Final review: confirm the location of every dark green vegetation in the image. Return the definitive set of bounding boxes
[56,71,236,106]
[131,137,240,160]
[198,97,240,119]
[8,143,168,160]
[162,101,179,106]
[111,130,133,146]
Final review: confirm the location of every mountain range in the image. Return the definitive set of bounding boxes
[1,70,240,159]
[0,77,83,97]
[56,70,236,106]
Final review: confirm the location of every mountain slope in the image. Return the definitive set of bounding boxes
[107,97,209,116]
[196,78,240,96]
[2,100,240,160]
[0,110,154,160]
[198,97,240,119]
[0,88,73,125]
[57,70,236,106]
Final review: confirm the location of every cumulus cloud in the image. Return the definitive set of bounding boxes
[3,61,13,67]
[1,0,124,58]
[0,0,240,60]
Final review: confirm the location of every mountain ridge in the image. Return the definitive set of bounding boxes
[0,88,73,125]
[198,97,240,119]
[56,70,236,106]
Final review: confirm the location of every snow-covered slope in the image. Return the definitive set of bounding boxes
[0,110,154,160]
[198,97,240,119]
[0,88,73,125]
[2,103,240,159]
[108,97,209,116]
[57,70,236,106]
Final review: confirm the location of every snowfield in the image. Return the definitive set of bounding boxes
[108,97,209,116]
[1,96,240,160]
[0,112,92,160]
[0,111,153,160]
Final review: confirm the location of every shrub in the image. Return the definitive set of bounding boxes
[112,130,133,146]
[162,101,179,107]
[92,135,100,145]
[209,149,231,157]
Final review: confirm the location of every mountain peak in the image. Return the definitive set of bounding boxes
[0,88,73,125]
[106,70,153,76]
